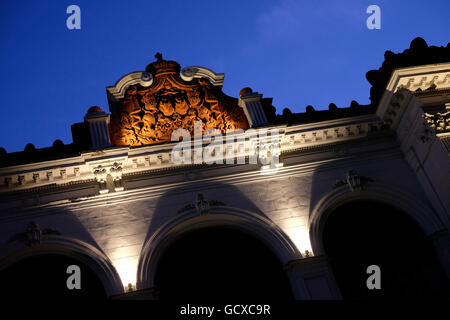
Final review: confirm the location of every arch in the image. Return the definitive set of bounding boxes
[137,205,301,290]
[0,235,124,296]
[309,182,445,256]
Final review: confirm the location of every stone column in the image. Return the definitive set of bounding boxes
[84,106,113,150]
[238,87,269,128]
[284,255,342,300]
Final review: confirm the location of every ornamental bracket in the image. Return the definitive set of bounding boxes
[177,193,225,215]
[332,170,373,192]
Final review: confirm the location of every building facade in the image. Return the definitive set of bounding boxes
[0,38,449,300]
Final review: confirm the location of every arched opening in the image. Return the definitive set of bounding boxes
[0,254,107,300]
[322,200,449,299]
[153,226,294,301]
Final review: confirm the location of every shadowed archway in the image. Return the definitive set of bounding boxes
[0,254,107,300]
[0,235,124,298]
[322,201,450,299]
[153,226,294,301]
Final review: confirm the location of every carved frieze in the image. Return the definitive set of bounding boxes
[109,55,249,147]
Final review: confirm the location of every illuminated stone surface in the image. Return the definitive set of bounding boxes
[0,42,449,299]
[109,55,249,147]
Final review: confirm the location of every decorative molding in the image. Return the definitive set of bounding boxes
[106,71,154,111]
[398,72,450,92]
[379,88,413,130]
[0,116,389,195]
[377,63,450,120]
[254,135,281,167]
[0,146,402,219]
[424,110,450,134]
[92,162,124,193]
[110,162,124,191]
[93,165,108,193]
[180,66,225,87]
[419,114,436,143]
[281,116,385,153]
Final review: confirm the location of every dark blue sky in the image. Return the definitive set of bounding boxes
[1,0,449,152]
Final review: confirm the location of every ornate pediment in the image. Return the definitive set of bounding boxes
[108,54,249,147]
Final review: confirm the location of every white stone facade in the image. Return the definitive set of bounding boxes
[0,63,449,299]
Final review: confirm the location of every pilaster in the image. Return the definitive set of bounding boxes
[284,255,342,300]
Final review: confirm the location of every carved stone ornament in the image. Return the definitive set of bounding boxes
[93,165,108,192]
[110,162,124,190]
[255,139,281,164]
[8,222,60,246]
[178,193,225,215]
[109,54,249,147]
[424,111,450,133]
[332,170,373,192]
[109,162,123,179]
[26,221,41,245]
[93,165,107,182]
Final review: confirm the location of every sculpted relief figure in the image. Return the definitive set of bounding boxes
[174,94,189,115]
[187,88,202,109]
[142,92,158,113]
[158,95,175,117]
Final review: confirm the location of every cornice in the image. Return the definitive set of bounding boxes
[0,141,403,219]
[377,62,450,119]
[0,114,388,195]
[414,87,450,97]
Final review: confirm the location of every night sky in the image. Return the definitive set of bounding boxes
[1,0,449,152]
